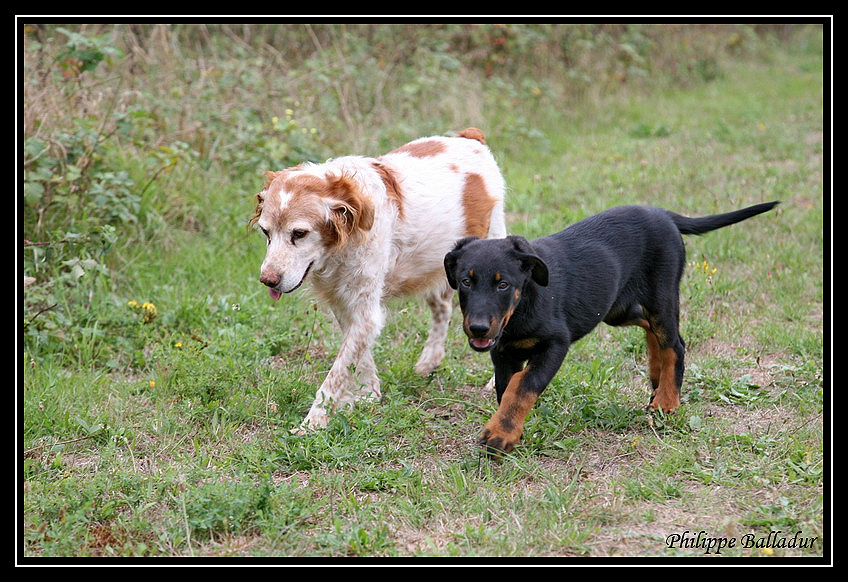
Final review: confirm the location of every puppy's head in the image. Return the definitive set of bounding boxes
[444,235,548,352]
[250,167,375,300]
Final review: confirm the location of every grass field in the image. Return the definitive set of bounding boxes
[20,23,827,560]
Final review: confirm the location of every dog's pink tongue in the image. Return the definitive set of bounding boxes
[471,338,493,349]
[268,288,282,301]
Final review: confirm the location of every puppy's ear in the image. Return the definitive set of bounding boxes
[522,254,549,287]
[508,235,549,287]
[444,236,478,289]
[327,174,375,247]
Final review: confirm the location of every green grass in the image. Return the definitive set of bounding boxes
[21,24,825,560]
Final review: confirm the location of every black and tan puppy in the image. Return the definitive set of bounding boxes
[444,202,779,454]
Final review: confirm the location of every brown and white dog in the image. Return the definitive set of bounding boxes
[250,128,506,431]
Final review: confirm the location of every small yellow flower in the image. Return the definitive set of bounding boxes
[761,547,774,556]
[149,380,156,388]
[175,342,183,348]
[285,108,294,117]
[139,301,158,323]
[271,116,279,125]
[127,300,138,307]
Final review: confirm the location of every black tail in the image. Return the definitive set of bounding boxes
[671,201,780,235]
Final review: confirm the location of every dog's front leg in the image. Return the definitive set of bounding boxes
[299,296,385,432]
[479,341,568,455]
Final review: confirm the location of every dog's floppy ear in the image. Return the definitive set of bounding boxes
[247,172,282,226]
[249,171,285,228]
[326,173,375,248]
[508,235,549,287]
[444,236,478,289]
[248,192,263,228]
[523,254,549,287]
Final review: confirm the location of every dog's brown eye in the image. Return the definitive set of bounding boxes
[497,281,509,290]
[460,278,471,288]
[291,229,309,243]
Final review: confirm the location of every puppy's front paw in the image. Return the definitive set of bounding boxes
[649,386,681,412]
[477,424,519,457]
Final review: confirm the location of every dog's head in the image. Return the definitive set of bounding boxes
[249,167,375,300]
[444,235,548,352]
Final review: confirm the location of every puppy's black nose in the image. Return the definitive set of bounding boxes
[468,321,491,337]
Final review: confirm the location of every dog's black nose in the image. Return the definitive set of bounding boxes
[468,321,491,337]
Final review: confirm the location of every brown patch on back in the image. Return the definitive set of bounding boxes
[390,139,447,158]
[371,160,405,219]
[462,173,496,237]
[457,127,486,144]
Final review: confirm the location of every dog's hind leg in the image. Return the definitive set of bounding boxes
[643,311,685,412]
[414,283,454,375]
[607,303,681,410]
[606,305,662,392]
[641,324,662,392]
[649,338,684,412]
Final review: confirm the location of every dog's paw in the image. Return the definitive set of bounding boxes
[413,361,437,376]
[648,387,681,412]
[477,426,518,457]
[413,351,443,376]
[357,386,382,401]
[297,407,330,433]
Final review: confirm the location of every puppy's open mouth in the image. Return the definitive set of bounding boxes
[469,337,496,351]
[464,316,510,352]
[268,262,313,301]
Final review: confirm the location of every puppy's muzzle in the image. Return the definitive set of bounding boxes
[464,317,499,351]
